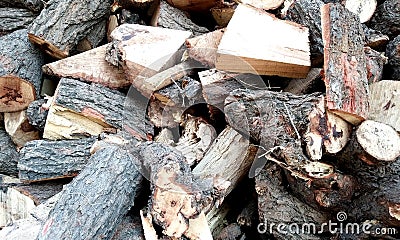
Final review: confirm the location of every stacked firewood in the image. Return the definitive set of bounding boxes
[0,0,399,239]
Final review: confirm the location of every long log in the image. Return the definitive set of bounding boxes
[42,44,129,89]
[18,138,95,182]
[28,0,113,59]
[37,146,143,240]
[321,3,369,125]
[0,128,19,176]
[43,78,126,140]
[0,29,44,112]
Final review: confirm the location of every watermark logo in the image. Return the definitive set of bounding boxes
[257,211,398,236]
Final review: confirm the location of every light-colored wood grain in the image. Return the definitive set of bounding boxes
[4,110,39,147]
[216,4,310,78]
[43,44,129,89]
[241,0,284,10]
[0,75,36,113]
[368,80,400,132]
[344,0,377,23]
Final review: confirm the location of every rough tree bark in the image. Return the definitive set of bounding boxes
[0,128,19,176]
[385,35,400,80]
[321,3,369,125]
[365,46,387,83]
[28,0,113,59]
[0,29,44,112]
[26,98,49,132]
[0,8,37,33]
[369,0,400,38]
[18,138,96,182]
[37,146,143,240]
[0,0,44,12]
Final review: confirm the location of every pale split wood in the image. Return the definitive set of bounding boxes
[240,0,284,10]
[344,0,377,23]
[140,210,158,240]
[216,4,310,78]
[4,110,39,147]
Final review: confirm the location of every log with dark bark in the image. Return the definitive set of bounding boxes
[365,46,387,83]
[369,0,400,38]
[386,35,400,80]
[43,78,126,140]
[285,0,324,66]
[0,128,19,176]
[4,110,39,147]
[37,146,143,240]
[216,4,311,78]
[362,24,389,50]
[255,162,330,240]
[152,1,209,36]
[0,29,44,112]
[368,80,400,132]
[43,44,129,89]
[0,7,37,33]
[224,89,325,167]
[28,0,113,59]
[18,138,96,182]
[0,0,44,12]
[185,29,225,68]
[26,98,50,132]
[106,23,192,90]
[75,20,107,52]
[321,3,369,125]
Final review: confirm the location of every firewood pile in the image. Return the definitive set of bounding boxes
[1,0,400,239]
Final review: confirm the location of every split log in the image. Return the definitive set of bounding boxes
[362,24,389,50]
[4,110,39,147]
[210,6,234,27]
[198,69,242,110]
[140,210,158,240]
[43,44,129,89]
[90,133,127,154]
[0,0,44,12]
[365,47,387,83]
[386,35,400,80]
[75,20,107,53]
[368,80,400,131]
[0,193,60,240]
[18,138,95,182]
[0,7,37,33]
[43,78,126,140]
[193,126,258,198]
[255,162,330,240]
[369,0,400,38]
[321,3,369,125]
[216,4,311,78]
[0,29,44,112]
[241,0,284,10]
[185,29,225,68]
[285,0,324,66]
[224,89,325,169]
[106,23,192,87]
[26,98,50,132]
[37,146,143,240]
[284,68,323,95]
[111,216,145,240]
[28,0,113,59]
[175,115,217,166]
[152,1,208,36]
[0,128,19,176]
[166,0,219,11]
[343,0,377,23]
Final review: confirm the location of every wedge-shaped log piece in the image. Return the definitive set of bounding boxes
[43,78,130,140]
[0,29,44,112]
[43,44,129,89]
[18,138,95,182]
[185,29,225,68]
[321,3,369,125]
[107,23,191,85]
[37,146,143,240]
[216,4,311,78]
[28,0,113,59]
[4,110,39,147]
[368,80,400,131]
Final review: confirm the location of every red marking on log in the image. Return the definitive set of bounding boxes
[42,218,53,236]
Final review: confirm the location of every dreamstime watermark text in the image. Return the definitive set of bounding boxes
[257,212,398,236]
